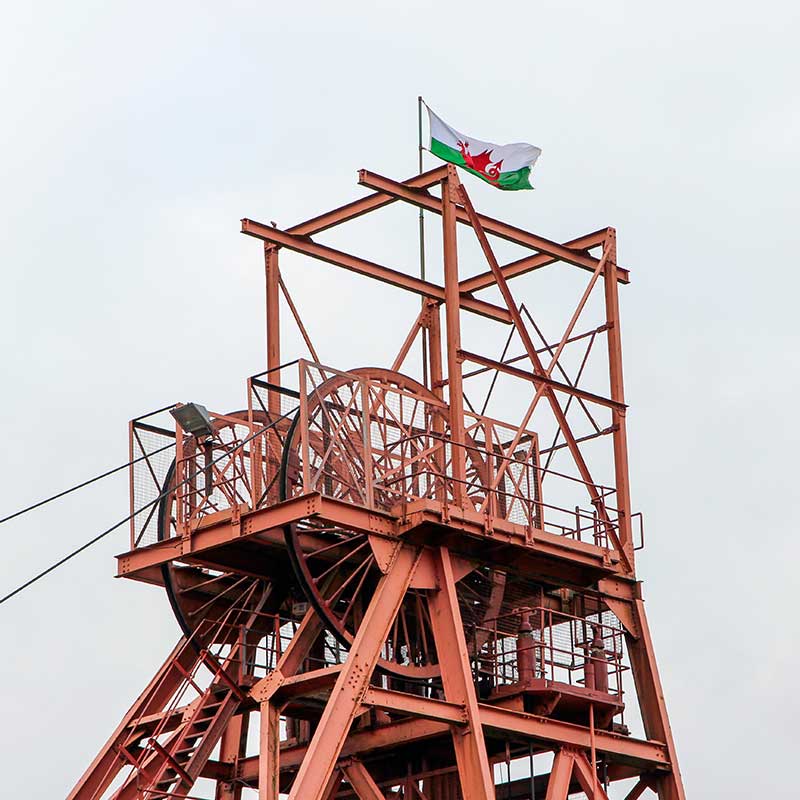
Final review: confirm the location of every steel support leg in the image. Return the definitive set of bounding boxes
[427,546,495,800]
[544,750,574,800]
[259,700,282,800]
[624,777,656,800]
[216,710,249,800]
[572,751,610,800]
[341,759,386,800]
[628,600,685,800]
[67,637,195,800]
[321,769,344,800]
[287,545,421,799]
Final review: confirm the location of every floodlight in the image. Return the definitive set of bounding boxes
[170,403,214,437]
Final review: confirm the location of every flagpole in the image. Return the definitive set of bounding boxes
[418,96,429,388]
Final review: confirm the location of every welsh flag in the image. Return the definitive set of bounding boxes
[427,106,541,191]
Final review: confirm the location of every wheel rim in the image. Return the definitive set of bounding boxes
[281,367,512,680]
[157,411,288,657]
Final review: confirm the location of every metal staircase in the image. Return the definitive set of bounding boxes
[116,666,243,799]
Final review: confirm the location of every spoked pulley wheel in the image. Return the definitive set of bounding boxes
[157,411,290,658]
[281,367,511,680]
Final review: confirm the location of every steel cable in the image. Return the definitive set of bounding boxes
[0,440,177,526]
[0,407,298,607]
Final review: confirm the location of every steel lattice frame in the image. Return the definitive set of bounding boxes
[69,164,685,800]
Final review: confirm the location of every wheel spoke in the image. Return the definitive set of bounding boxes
[313,538,370,585]
[328,554,375,604]
[283,367,512,681]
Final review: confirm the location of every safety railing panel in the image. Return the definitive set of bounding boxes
[129,359,631,549]
[471,606,627,701]
[249,364,302,509]
[171,411,256,534]
[129,407,177,549]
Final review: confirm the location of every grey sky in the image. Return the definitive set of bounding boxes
[2,1,798,797]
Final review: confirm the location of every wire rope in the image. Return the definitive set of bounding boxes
[0,441,176,526]
[0,407,298,607]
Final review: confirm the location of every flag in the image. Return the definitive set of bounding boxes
[427,105,541,191]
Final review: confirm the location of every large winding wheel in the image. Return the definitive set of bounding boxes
[157,411,292,658]
[281,367,512,680]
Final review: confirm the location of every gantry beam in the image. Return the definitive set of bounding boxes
[240,218,512,325]
[117,492,622,582]
[233,689,669,786]
[286,165,448,236]
[461,230,618,294]
[361,688,670,767]
[356,170,630,285]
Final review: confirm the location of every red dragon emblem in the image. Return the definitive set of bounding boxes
[457,140,503,184]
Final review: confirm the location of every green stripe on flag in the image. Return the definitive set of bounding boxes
[430,139,533,191]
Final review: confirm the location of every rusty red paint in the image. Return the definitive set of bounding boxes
[68,167,684,800]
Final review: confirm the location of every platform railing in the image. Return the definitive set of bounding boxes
[129,359,637,550]
[129,407,177,549]
[128,396,298,549]
[470,606,627,701]
[287,360,624,546]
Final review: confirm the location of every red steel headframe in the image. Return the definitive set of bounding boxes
[68,163,684,800]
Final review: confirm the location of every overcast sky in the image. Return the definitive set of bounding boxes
[2,1,799,797]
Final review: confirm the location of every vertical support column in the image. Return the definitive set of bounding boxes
[175,413,187,533]
[426,300,447,498]
[259,700,282,800]
[602,229,634,564]
[128,421,136,548]
[360,379,374,508]
[441,165,466,505]
[426,299,444,401]
[298,360,311,491]
[265,244,281,393]
[260,245,282,505]
[287,545,421,800]
[544,750,574,800]
[427,546,494,800]
[602,228,684,800]
[250,377,263,507]
[217,712,249,800]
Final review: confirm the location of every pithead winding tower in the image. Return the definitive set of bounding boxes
[69,164,685,800]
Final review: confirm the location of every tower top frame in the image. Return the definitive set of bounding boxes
[72,163,685,800]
